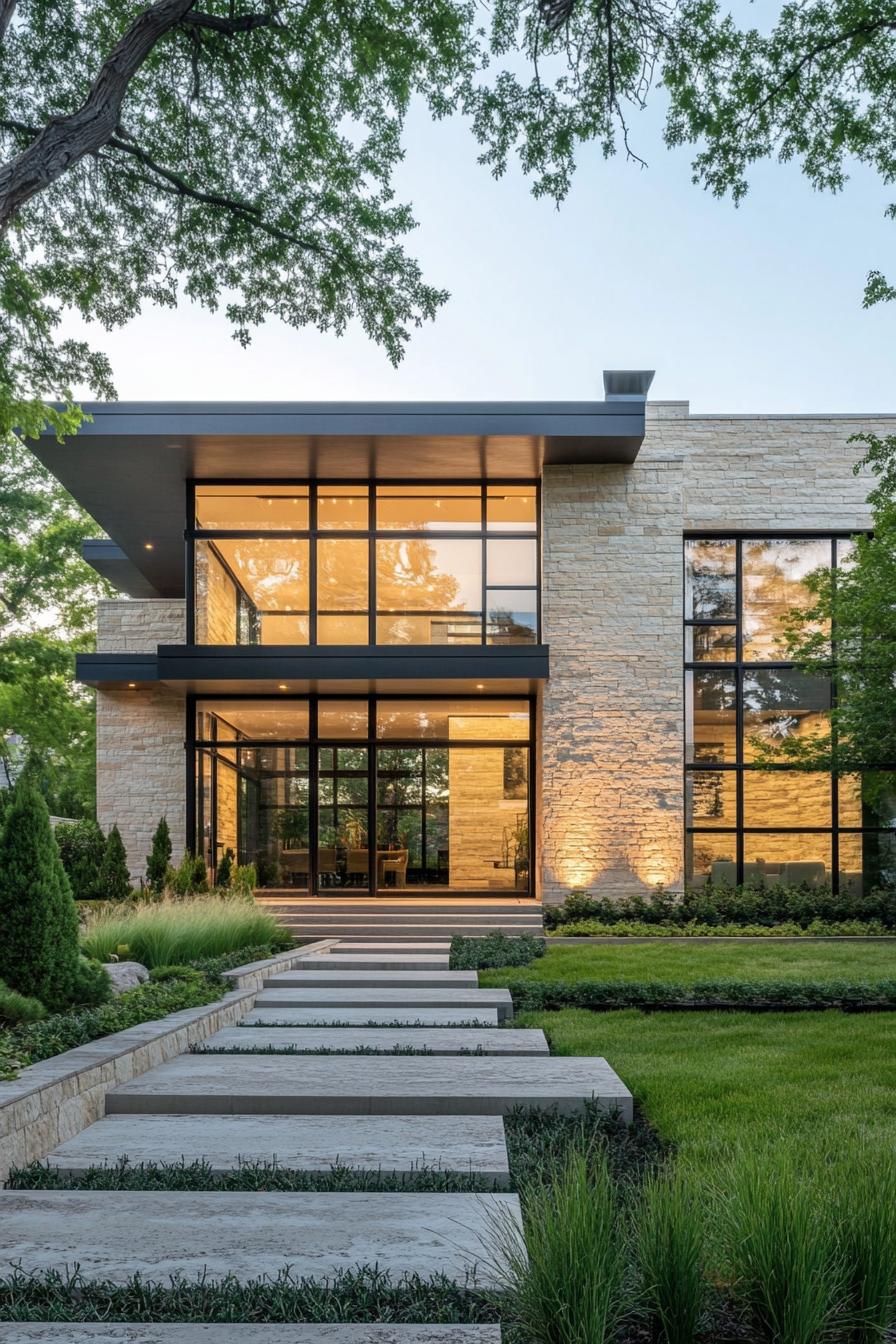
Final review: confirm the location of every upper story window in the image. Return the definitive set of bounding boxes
[190,482,539,647]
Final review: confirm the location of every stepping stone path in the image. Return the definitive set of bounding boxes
[2,938,632,1339]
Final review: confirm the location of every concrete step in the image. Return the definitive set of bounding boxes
[330,941,452,951]
[0,1190,520,1286]
[276,924,540,939]
[294,955,452,970]
[264,971,476,989]
[204,1026,550,1055]
[5,1326,502,1343]
[106,1053,633,1119]
[244,1006,501,1027]
[252,987,513,1022]
[45,1112,511,1182]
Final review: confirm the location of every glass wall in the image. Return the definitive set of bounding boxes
[195,697,532,892]
[191,482,538,646]
[684,535,894,893]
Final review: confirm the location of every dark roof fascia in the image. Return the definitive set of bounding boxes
[77,643,550,692]
[82,540,163,599]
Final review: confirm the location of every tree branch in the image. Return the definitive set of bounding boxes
[181,8,284,36]
[103,131,326,252]
[0,0,17,43]
[749,17,896,121]
[1,115,324,253]
[0,0,198,234]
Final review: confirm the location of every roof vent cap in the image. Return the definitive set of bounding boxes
[603,369,655,401]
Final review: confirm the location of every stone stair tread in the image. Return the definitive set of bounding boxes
[252,988,513,1023]
[264,971,474,988]
[105,1053,633,1118]
[4,1326,501,1342]
[244,1007,501,1027]
[329,942,452,951]
[204,1026,550,1055]
[0,1189,519,1286]
[44,1113,511,1181]
[292,956,452,970]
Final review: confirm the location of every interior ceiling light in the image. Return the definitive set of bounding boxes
[144,541,154,550]
[278,683,288,690]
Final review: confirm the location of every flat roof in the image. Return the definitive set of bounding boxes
[33,398,648,596]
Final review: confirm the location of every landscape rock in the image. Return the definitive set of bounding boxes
[105,961,149,994]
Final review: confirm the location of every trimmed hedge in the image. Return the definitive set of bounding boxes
[505,977,896,1013]
[544,884,896,931]
[449,931,544,969]
[550,919,894,939]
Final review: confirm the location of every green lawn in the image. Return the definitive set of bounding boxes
[480,939,896,987]
[516,1007,896,1180]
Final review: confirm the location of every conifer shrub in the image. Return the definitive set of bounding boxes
[145,817,172,894]
[0,979,46,1024]
[0,782,80,1009]
[216,848,233,889]
[98,824,131,901]
[55,819,106,901]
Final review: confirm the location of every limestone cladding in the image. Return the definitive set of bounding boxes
[539,405,896,905]
[96,599,187,878]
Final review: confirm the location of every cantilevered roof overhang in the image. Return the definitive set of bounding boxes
[33,383,652,598]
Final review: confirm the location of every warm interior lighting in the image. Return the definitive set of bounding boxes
[127,682,136,688]
[475,683,485,689]
[278,683,288,690]
[144,542,154,550]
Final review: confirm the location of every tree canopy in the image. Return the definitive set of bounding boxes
[1,0,895,441]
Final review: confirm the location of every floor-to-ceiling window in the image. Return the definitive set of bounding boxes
[189,482,539,646]
[684,535,896,893]
[194,697,533,892]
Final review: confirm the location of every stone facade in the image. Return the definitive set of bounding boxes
[96,600,186,880]
[88,407,896,902]
[538,405,894,904]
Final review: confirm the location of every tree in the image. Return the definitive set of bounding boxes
[0,780,80,1009]
[2,0,895,445]
[0,433,111,817]
[758,433,896,783]
[56,816,106,901]
[146,816,173,892]
[99,822,132,901]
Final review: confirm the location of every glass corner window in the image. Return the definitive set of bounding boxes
[191,481,540,647]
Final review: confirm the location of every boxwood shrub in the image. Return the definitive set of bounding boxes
[544,884,896,931]
[505,977,896,1013]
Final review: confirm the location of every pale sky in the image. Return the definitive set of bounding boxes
[63,90,894,415]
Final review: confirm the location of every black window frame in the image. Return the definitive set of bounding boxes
[185,479,541,647]
[188,691,536,896]
[684,531,896,892]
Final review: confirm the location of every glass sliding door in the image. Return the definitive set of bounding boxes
[194,696,533,893]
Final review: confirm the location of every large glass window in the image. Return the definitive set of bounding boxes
[195,697,532,892]
[191,481,539,646]
[684,534,891,894]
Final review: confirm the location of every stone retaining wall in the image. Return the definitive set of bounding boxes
[0,941,335,1181]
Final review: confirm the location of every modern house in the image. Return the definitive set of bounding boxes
[32,373,896,904]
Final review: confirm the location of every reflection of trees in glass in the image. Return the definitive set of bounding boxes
[742,539,830,658]
[488,606,536,644]
[376,539,463,611]
[685,540,735,619]
[503,747,528,800]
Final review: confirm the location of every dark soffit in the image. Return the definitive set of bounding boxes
[34,399,647,596]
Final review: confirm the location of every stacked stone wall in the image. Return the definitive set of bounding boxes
[538,407,895,904]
